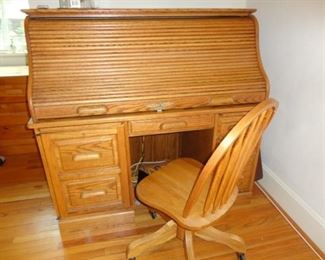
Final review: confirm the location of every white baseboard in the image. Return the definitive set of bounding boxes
[259,164,325,253]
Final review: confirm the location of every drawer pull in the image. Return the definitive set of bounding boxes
[210,96,234,105]
[73,152,100,162]
[80,189,106,199]
[161,121,187,130]
[77,105,107,115]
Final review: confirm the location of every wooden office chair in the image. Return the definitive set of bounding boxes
[127,98,278,260]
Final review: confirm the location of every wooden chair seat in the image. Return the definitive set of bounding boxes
[137,158,238,230]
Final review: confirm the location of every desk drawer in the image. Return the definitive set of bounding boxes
[42,126,119,172]
[63,175,122,213]
[55,134,118,172]
[40,122,133,217]
[129,114,214,136]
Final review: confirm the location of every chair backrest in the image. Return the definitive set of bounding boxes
[183,98,278,218]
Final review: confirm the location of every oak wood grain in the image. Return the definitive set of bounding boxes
[39,123,132,217]
[24,9,268,120]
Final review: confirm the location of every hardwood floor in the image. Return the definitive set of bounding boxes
[0,156,321,260]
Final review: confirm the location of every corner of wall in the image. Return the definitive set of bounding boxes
[259,164,325,253]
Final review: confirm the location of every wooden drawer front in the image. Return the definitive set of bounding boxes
[129,114,214,136]
[215,107,256,192]
[215,111,250,145]
[40,123,133,217]
[42,127,121,173]
[56,135,118,171]
[63,176,121,213]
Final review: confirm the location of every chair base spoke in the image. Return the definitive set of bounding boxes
[127,220,177,259]
[195,226,246,254]
[184,230,196,260]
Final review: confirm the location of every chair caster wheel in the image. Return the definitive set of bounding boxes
[149,210,157,219]
[237,253,246,260]
[0,156,5,166]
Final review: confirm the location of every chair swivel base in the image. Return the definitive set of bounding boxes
[127,220,246,260]
[129,254,245,260]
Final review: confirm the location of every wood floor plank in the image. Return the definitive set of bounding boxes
[0,181,49,203]
[0,153,46,185]
[0,181,320,260]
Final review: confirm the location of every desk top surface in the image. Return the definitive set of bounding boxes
[23,8,256,18]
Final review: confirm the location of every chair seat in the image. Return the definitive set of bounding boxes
[136,158,202,226]
[136,158,238,230]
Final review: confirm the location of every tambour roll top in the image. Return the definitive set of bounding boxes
[23,9,269,121]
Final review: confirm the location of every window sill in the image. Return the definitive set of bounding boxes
[0,66,29,77]
[0,52,28,66]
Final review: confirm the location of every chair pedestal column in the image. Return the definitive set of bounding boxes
[176,226,185,240]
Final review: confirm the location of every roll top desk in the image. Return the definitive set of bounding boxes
[24,8,269,230]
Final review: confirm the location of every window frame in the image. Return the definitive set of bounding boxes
[0,0,29,54]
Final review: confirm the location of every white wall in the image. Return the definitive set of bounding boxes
[28,0,58,8]
[96,0,246,8]
[28,0,246,8]
[247,0,325,251]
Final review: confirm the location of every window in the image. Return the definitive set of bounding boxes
[0,0,29,53]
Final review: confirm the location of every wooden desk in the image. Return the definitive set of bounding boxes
[28,105,260,229]
[24,8,269,229]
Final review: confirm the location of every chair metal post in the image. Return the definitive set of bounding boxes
[0,156,5,166]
